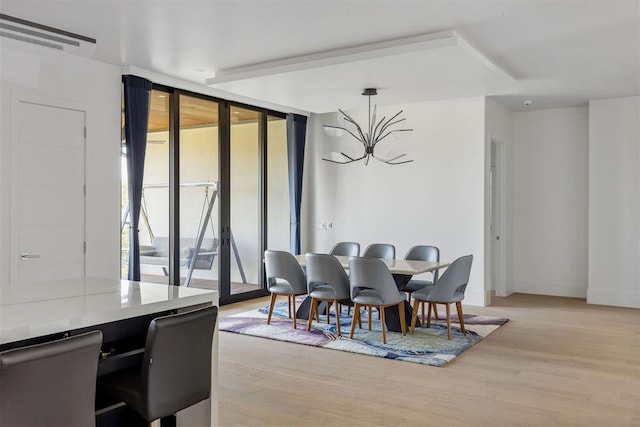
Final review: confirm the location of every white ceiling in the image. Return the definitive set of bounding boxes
[1,0,638,113]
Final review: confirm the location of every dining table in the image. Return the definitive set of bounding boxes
[294,254,450,332]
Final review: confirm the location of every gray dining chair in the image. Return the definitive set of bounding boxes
[264,250,308,329]
[0,330,103,427]
[403,245,441,321]
[99,306,217,425]
[349,257,407,344]
[362,243,395,260]
[329,241,360,257]
[410,255,473,339]
[306,253,351,336]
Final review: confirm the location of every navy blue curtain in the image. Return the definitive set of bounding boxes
[286,114,307,254]
[123,75,152,281]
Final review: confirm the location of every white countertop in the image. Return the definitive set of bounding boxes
[0,277,217,345]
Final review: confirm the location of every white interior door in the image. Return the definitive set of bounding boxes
[11,101,86,286]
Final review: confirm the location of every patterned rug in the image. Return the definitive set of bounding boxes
[219,299,509,367]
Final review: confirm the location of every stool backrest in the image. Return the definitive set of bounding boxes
[142,305,218,421]
[0,330,103,427]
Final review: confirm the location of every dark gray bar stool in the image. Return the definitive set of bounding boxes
[0,330,103,427]
[98,305,218,425]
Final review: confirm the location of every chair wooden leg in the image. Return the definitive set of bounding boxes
[433,303,439,320]
[456,301,466,332]
[326,301,330,324]
[350,303,360,338]
[379,305,387,344]
[347,305,351,315]
[307,298,316,331]
[292,296,297,329]
[267,293,277,325]
[446,303,451,340]
[427,303,432,328]
[368,306,372,331]
[398,302,406,336]
[334,299,341,336]
[421,301,425,324]
[410,300,420,333]
[287,295,292,318]
[357,306,362,329]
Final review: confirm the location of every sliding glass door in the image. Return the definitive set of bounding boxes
[121,85,288,304]
[228,106,261,296]
[179,95,219,289]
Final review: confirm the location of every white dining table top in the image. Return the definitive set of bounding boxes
[295,254,450,276]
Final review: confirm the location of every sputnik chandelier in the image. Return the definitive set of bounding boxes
[322,88,413,165]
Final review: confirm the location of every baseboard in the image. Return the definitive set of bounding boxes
[464,290,487,307]
[515,279,587,298]
[587,289,640,309]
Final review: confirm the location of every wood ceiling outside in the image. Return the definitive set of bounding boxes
[147,90,262,132]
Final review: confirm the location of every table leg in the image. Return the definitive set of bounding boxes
[296,297,330,321]
[383,301,419,332]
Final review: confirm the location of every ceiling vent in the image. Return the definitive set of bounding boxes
[0,13,96,57]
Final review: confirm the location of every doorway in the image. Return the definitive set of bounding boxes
[490,139,506,297]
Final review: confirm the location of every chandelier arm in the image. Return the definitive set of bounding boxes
[373,119,408,145]
[373,131,394,145]
[373,154,414,165]
[375,112,404,140]
[374,128,413,146]
[322,157,357,164]
[378,152,407,163]
[340,109,368,144]
[340,151,366,161]
[372,115,386,143]
[324,125,365,145]
[321,152,366,164]
[344,128,367,144]
[370,105,377,144]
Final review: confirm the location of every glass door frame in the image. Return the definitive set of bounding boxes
[148,83,284,305]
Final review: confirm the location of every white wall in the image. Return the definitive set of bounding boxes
[0,43,121,285]
[485,98,514,296]
[588,96,640,308]
[512,107,589,298]
[304,97,487,306]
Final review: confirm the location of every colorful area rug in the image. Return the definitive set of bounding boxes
[220,300,508,367]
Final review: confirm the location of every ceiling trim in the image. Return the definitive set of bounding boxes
[205,30,476,85]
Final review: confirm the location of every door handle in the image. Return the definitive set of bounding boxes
[21,253,41,260]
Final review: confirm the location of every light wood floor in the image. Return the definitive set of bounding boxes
[217,293,640,426]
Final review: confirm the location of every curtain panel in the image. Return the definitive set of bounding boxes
[123,75,152,281]
[286,114,307,255]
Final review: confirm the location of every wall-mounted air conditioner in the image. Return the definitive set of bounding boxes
[0,13,96,57]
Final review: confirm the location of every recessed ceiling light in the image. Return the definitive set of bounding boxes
[497,12,509,17]
[523,100,533,106]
